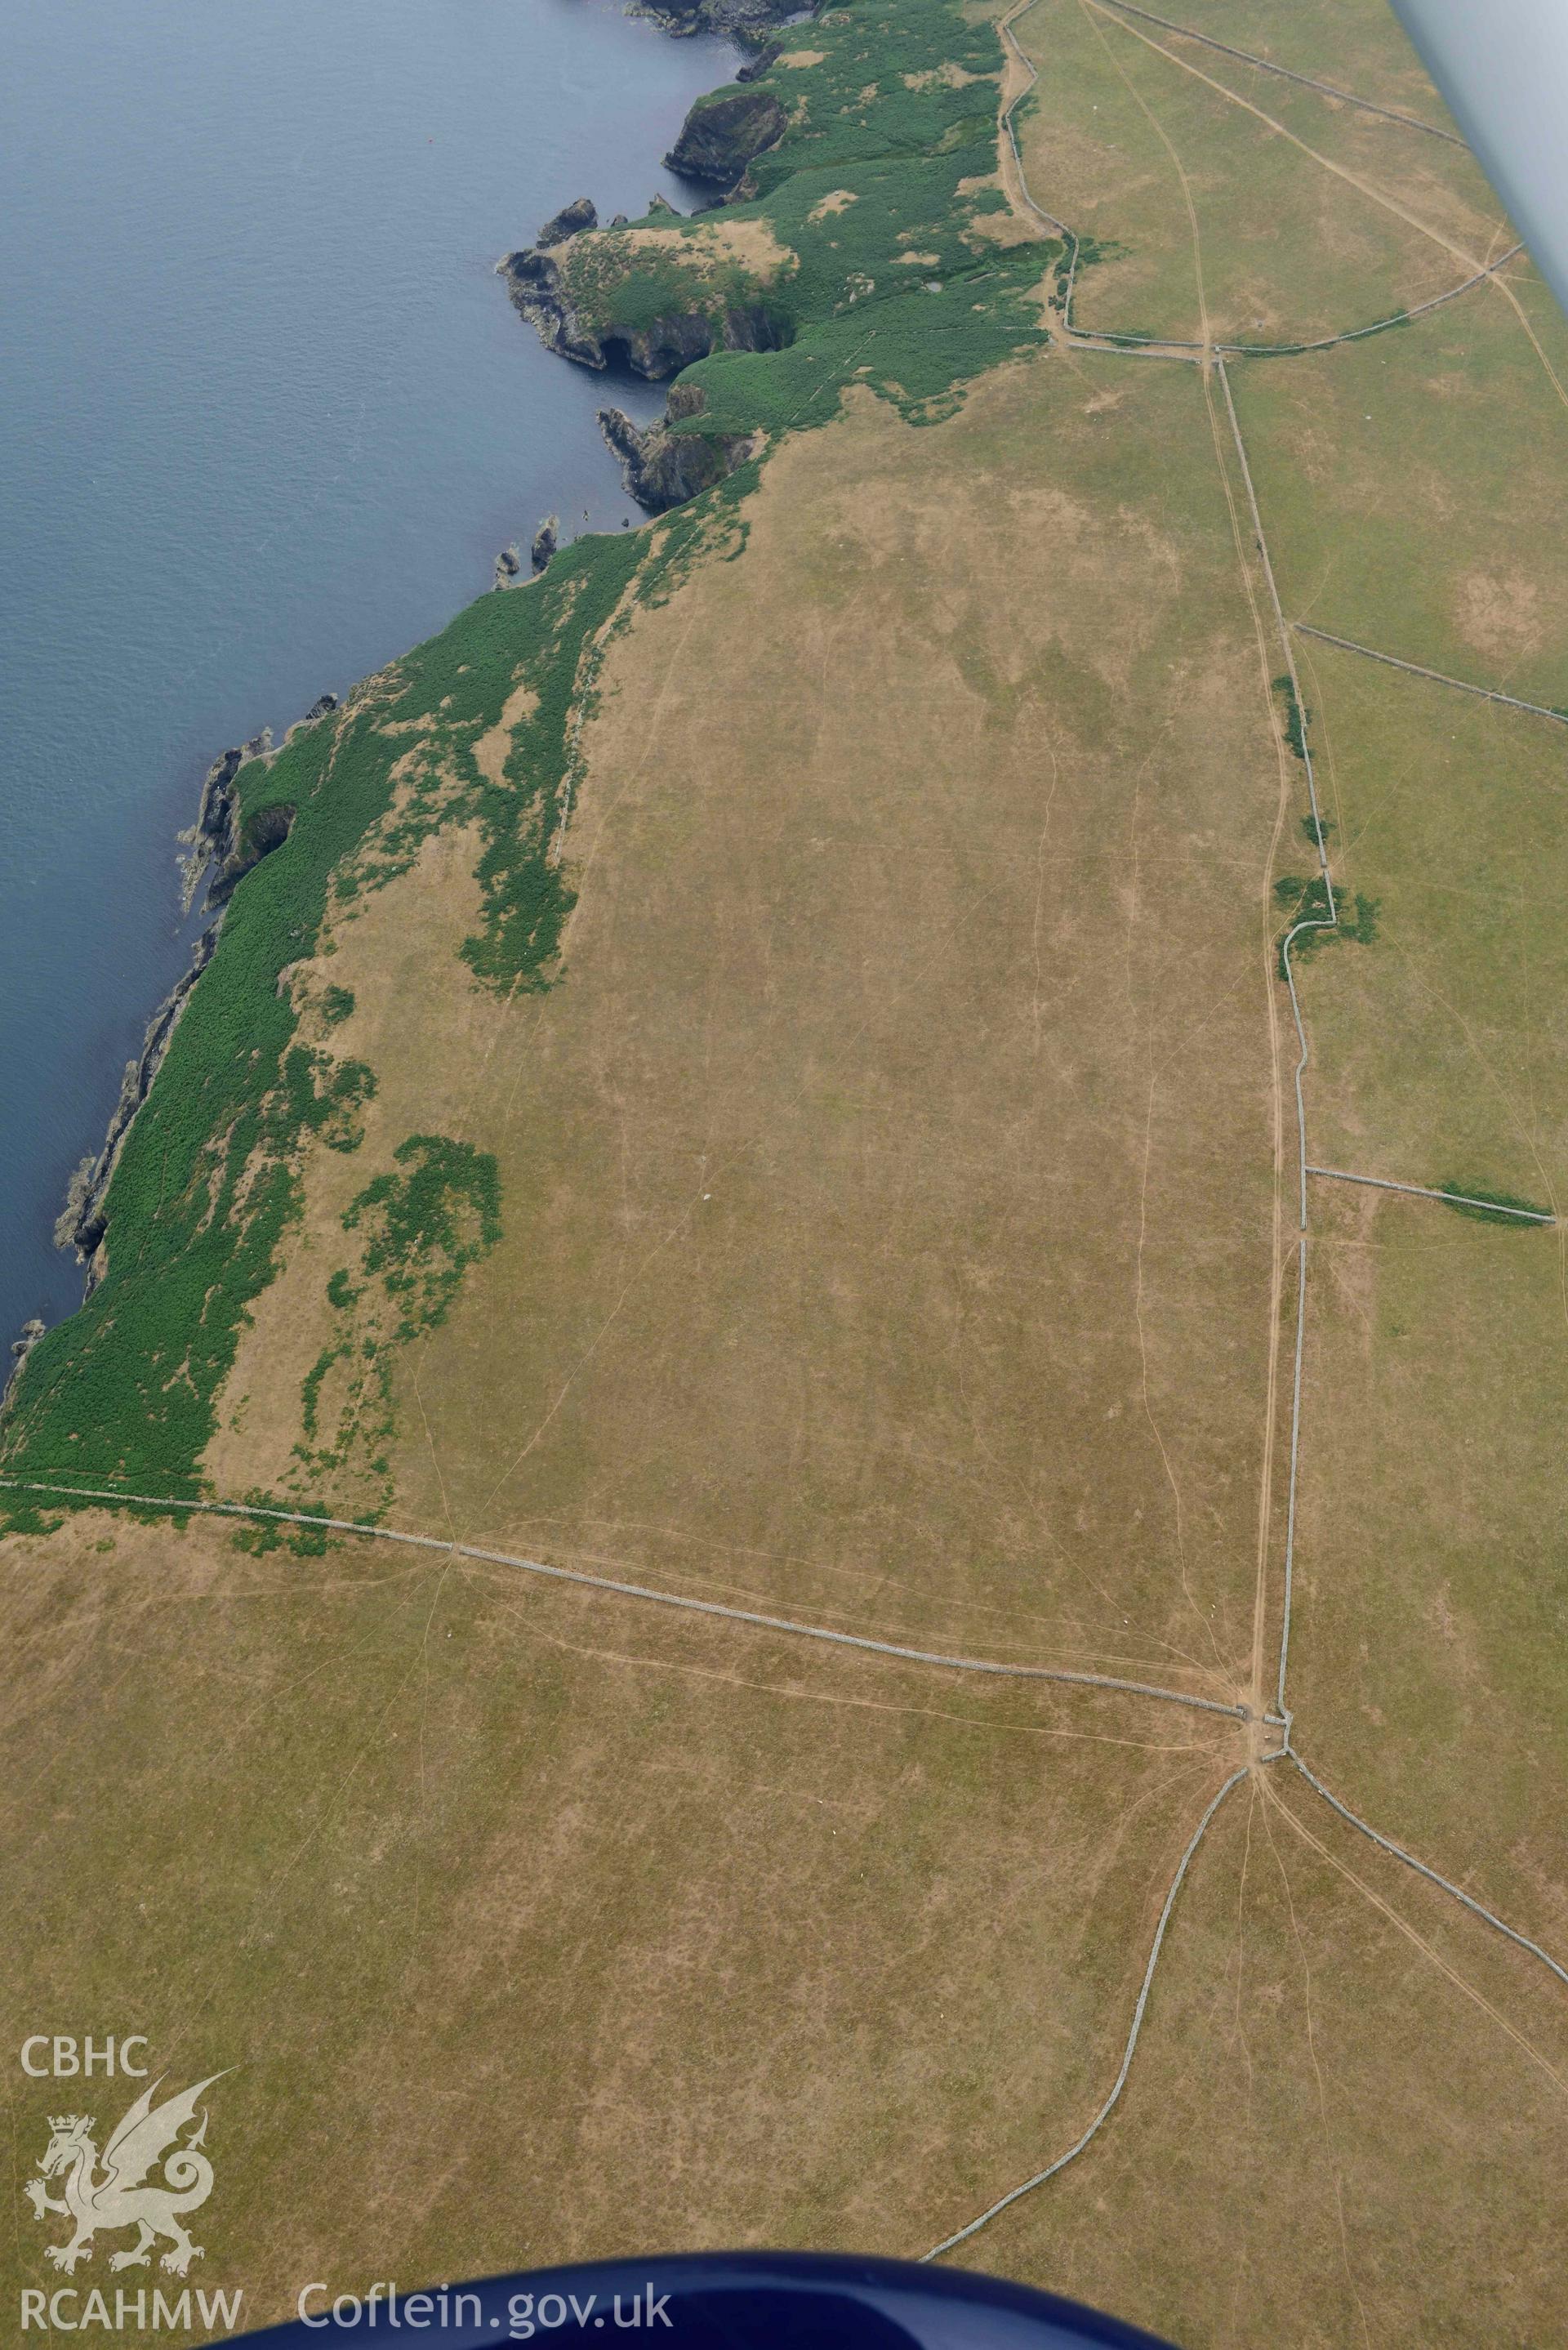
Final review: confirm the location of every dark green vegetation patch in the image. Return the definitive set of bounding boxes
[549,231,785,350]
[281,1133,504,1517]
[1272,672,1310,762]
[1273,872,1380,975]
[344,1134,502,1342]
[550,0,1057,444]
[1437,1181,1554,1227]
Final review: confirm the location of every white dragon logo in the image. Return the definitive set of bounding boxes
[24,2073,227,2278]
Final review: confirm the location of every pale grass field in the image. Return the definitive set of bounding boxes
[385,357,1288,1701]
[1011,0,1509,347]
[0,1507,1240,2325]
[5,0,1568,2337]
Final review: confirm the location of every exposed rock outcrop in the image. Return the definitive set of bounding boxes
[1,1318,47,1416]
[277,693,340,753]
[214,801,296,903]
[179,738,256,909]
[530,515,560,574]
[56,926,220,1284]
[188,747,298,910]
[643,0,809,42]
[538,196,598,247]
[47,682,341,1313]
[736,39,783,82]
[501,240,789,380]
[599,390,757,515]
[498,244,608,370]
[179,693,333,907]
[666,87,787,186]
[495,542,523,587]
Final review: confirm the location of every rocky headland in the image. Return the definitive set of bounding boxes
[501,72,799,516]
[500,236,788,385]
[640,0,807,42]
[663,85,787,185]
[52,693,340,1295]
[53,926,221,1288]
[599,386,758,514]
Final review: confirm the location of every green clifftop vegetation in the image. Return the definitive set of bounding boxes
[0,0,1057,1514]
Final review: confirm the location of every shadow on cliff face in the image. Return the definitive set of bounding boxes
[45,705,328,1300]
[598,384,760,514]
[501,240,795,386]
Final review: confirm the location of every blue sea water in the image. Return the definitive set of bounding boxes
[0,0,733,1350]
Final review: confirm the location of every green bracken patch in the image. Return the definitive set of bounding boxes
[544,0,1056,449]
[0,1498,64,1536]
[282,1132,503,1514]
[554,233,785,347]
[1274,872,1380,975]
[1436,1182,1554,1227]
[343,1135,501,1341]
[1273,672,1310,762]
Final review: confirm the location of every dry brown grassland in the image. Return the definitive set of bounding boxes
[5,0,1568,2341]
